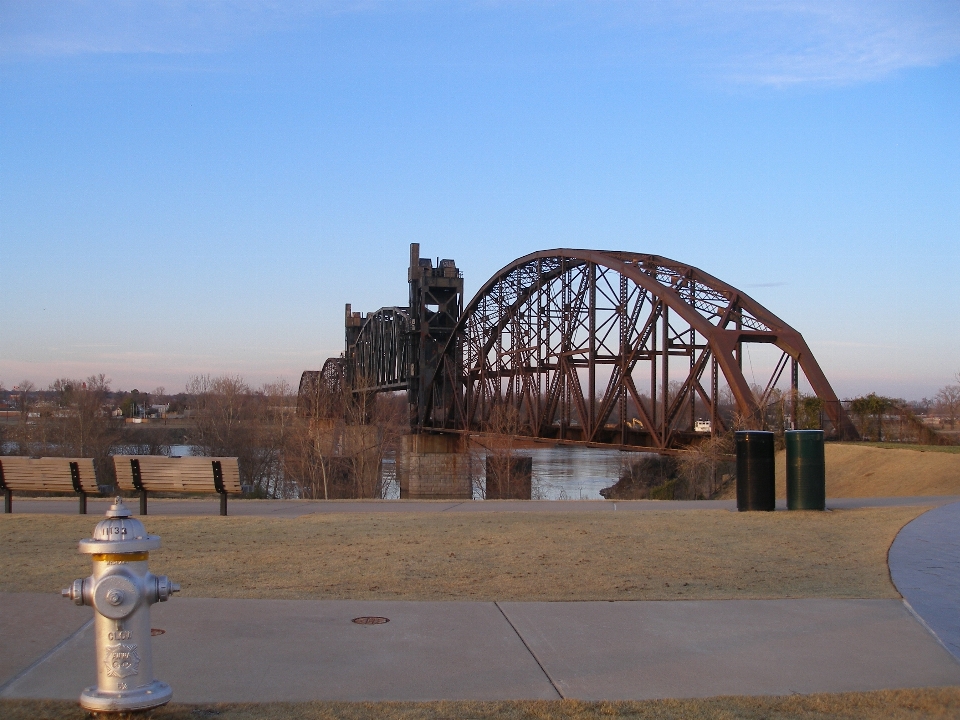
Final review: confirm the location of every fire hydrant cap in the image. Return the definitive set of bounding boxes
[78,497,161,554]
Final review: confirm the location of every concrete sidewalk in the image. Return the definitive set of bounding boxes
[890,501,960,661]
[5,500,960,703]
[7,495,960,517]
[2,593,959,702]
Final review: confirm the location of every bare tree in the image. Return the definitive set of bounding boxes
[0,380,6,454]
[187,375,285,496]
[50,374,120,487]
[935,382,960,429]
[343,386,406,499]
[479,404,532,499]
[284,381,405,500]
[14,379,35,424]
[285,372,344,499]
[4,374,122,486]
[255,379,297,497]
[675,433,735,499]
[8,380,39,456]
[285,415,340,499]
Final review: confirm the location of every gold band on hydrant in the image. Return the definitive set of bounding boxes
[92,552,149,562]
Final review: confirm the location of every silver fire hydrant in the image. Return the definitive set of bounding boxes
[62,496,180,713]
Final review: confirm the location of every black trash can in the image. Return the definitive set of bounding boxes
[735,431,776,511]
[785,430,825,510]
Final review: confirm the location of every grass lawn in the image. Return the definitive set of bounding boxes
[0,506,925,601]
[3,689,960,720]
[860,442,960,454]
[715,443,960,500]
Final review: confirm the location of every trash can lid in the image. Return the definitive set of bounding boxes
[79,497,161,554]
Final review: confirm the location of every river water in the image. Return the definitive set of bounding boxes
[13,443,640,501]
[381,445,644,501]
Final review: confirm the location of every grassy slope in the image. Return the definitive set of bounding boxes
[717,442,960,499]
[0,507,922,601]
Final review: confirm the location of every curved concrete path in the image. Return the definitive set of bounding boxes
[890,500,960,661]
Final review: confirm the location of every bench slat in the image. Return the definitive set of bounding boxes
[0,457,96,492]
[112,456,241,494]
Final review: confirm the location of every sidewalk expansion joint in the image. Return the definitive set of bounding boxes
[495,601,564,699]
[901,599,960,664]
[0,617,94,696]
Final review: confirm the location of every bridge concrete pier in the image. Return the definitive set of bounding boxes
[398,434,471,500]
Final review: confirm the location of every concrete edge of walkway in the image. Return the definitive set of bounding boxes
[889,501,960,662]
[4,495,959,517]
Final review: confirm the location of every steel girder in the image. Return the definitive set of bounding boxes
[296,370,321,417]
[420,249,856,449]
[348,306,413,393]
[296,357,346,418]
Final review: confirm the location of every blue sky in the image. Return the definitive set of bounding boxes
[1,1,958,399]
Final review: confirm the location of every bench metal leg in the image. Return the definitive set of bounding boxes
[220,492,228,516]
[78,491,87,515]
[3,489,10,514]
[140,489,148,515]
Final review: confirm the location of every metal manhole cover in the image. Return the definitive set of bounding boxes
[352,616,389,625]
[151,628,165,636]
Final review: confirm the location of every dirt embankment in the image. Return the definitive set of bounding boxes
[718,443,960,499]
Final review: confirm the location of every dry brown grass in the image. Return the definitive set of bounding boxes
[4,688,960,719]
[716,442,960,500]
[0,507,922,601]
[809,443,960,497]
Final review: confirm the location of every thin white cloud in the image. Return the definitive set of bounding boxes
[0,0,321,58]
[2,0,958,85]
[490,0,960,84]
[685,0,960,85]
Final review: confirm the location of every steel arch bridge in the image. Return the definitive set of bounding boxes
[300,246,856,451]
[296,356,345,418]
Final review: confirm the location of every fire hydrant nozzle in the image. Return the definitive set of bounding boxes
[63,496,179,713]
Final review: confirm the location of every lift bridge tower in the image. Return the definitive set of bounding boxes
[406,242,463,429]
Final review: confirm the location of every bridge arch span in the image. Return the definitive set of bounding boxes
[350,306,413,393]
[422,249,855,449]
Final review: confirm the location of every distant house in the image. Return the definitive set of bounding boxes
[147,404,170,419]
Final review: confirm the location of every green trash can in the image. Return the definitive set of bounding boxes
[735,431,776,511]
[785,430,825,510]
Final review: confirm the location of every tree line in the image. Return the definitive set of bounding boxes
[0,374,405,498]
[2,371,957,499]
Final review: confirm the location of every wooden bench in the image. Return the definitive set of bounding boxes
[113,456,242,516]
[0,457,98,514]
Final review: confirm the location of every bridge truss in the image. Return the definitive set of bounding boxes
[420,250,856,449]
[301,247,856,451]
